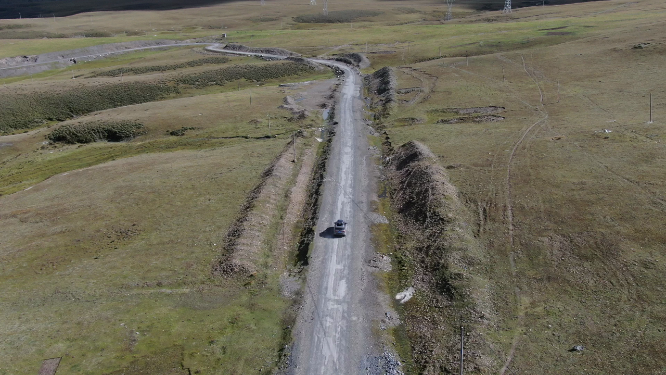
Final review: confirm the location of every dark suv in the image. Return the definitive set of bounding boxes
[333,220,347,237]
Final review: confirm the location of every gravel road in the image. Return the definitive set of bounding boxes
[288,60,387,375]
[204,45,397,375]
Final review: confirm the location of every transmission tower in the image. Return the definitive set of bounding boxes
[323,0,328,16]
[503,0,512,13]
[310,0,316,4]
[446,0,454,20]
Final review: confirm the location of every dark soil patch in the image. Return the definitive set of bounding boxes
[546,31,573,36]
[436,115,505,124]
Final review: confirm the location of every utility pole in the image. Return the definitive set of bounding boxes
[292,132,297,162]
[649,93,653,123]
[460,326,465,375]
[267,114,271,136]
[503,0,512,13]
[323,0,328,16]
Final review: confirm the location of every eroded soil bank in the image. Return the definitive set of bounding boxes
[367,67,495,373]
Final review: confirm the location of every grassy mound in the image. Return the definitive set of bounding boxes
[48,120,145,144]
[91,57,231,77]
[0,82,178,133]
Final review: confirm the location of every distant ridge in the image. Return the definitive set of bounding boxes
[0,0,249,19]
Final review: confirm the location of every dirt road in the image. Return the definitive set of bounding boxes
[210,45,392,373]
[287,60,385,374]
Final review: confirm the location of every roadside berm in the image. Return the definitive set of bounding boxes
[384,140,496,373]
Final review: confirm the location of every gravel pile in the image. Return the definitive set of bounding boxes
[364,350,404,375]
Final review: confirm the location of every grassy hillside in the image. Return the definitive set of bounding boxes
[1,0,664,373]
[374,0,666,373]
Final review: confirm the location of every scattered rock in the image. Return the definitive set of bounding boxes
[364,350,404,375]
[369,253,392,272]
[569,345,584,352]
[395,287,415,304]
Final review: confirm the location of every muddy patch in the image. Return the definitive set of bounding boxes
[436,115,505,124]
[429,106,504,115]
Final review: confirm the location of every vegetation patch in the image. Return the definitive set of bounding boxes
[0,82,178,133]
[293,10,381,23]
[176,62,314,88]
[91,57,230,77]
[48,120,145,144]
[168,127,197,136]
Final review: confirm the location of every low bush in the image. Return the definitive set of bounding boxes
[91,57,230,77]
[48,120,145,143]
[293,10,381,23]
[168,127,197,136]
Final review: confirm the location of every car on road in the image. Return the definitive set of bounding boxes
[333,220,347,237]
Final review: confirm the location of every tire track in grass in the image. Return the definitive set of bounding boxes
[499,55,549,375]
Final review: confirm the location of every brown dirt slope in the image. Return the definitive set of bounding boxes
[385,140,494,373]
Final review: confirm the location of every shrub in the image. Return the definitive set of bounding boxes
[48,120,145,144]
[168,127,197,136]
[293,10,381,23]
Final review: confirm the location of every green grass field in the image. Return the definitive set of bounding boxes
[379,1,666,372]
[1,0,665,373]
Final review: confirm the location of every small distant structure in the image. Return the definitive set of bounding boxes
[446,0,454,20]
[221,33,227,38]
[503,0,512,13]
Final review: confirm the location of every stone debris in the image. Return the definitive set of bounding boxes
[395,287,415,304]
[364,350,404,375]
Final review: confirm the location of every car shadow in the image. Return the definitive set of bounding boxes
[319,227,336,238]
